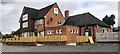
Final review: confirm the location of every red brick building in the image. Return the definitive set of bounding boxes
[13,3,112,42]
[14,3,65,37]
[64,12,112,42]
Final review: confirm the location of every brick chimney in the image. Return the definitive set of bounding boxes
[64,10,69,20]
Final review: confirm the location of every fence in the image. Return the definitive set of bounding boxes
[3,37,36,42]
[3,35,91,43]
[96,32,119,42]
[36,35,67,42]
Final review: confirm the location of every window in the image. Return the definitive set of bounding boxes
[47,31,50,35]
[54,8,58,14]
[74,30,76,34]
[37,19,43,24]
[71,30,74,34]
[76,30,79,34]
[100,28,107,37]
[56,30,59,34]
[22,14,28,21]
[58,21,62,25]
[23,22,28,28]
[59,29,62,34]
[56,29,62,34]
[22,32,29,37]
[47,30,53,35]
[100,28,107,33]
[49,30,52,34]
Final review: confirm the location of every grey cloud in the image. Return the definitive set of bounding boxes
[57,2,80,16]
[2,1,118,34]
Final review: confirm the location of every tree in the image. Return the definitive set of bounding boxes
[102,14,115,27]
[2,34,14,39]
[102,15,109,24]
[109,14,115,26]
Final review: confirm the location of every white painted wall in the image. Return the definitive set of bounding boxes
[96,32,119,42]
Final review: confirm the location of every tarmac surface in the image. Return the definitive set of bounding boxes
[2,43,119,52]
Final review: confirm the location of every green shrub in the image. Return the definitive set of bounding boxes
[2,34,14,39]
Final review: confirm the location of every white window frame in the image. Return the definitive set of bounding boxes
[71,30,74,34]
[76,30,79,34]
[54,8,58,14]
[47,31,50,35]
[56,29,62,34]
[47,30,53,35]
[22,14,28,21]
[58,20,62,25]
[59,29,62,34]
[49,30,52,34]
[37,19,43,24]
[74,30,76,34]
[100,28,107,37]
[22,32,29,37]
[56,30,59,34]
[23,22,28,28]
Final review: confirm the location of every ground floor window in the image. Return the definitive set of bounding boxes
[22,32,29,37]
[100,28,107,37]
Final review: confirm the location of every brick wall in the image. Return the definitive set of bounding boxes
[45,25,79,42]
[45,3,65,27]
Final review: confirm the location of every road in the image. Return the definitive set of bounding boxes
[2,43,119,52]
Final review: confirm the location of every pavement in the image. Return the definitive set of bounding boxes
[2,43,119,52]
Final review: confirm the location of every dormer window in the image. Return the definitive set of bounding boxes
[54,8,58,14]
[22,14,28,21]
[58,20,62,25]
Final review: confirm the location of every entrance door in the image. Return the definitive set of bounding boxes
[84,28,91,36]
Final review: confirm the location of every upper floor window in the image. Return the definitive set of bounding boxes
[23,22,28,28]
[58,20,62,25]
[54,8,58,14]
[22,14,28,21]
[37,19,43,24]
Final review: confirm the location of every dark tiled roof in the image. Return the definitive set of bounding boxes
[20,6,39,20]
[22,3,55,20]
[36,3,55,19]
[64,12,110,27]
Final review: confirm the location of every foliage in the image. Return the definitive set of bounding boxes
[2,34,14,39]
[102,14,115,26]
[0,34,2,39]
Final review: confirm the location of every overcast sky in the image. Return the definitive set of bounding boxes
[0,0,119,34]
